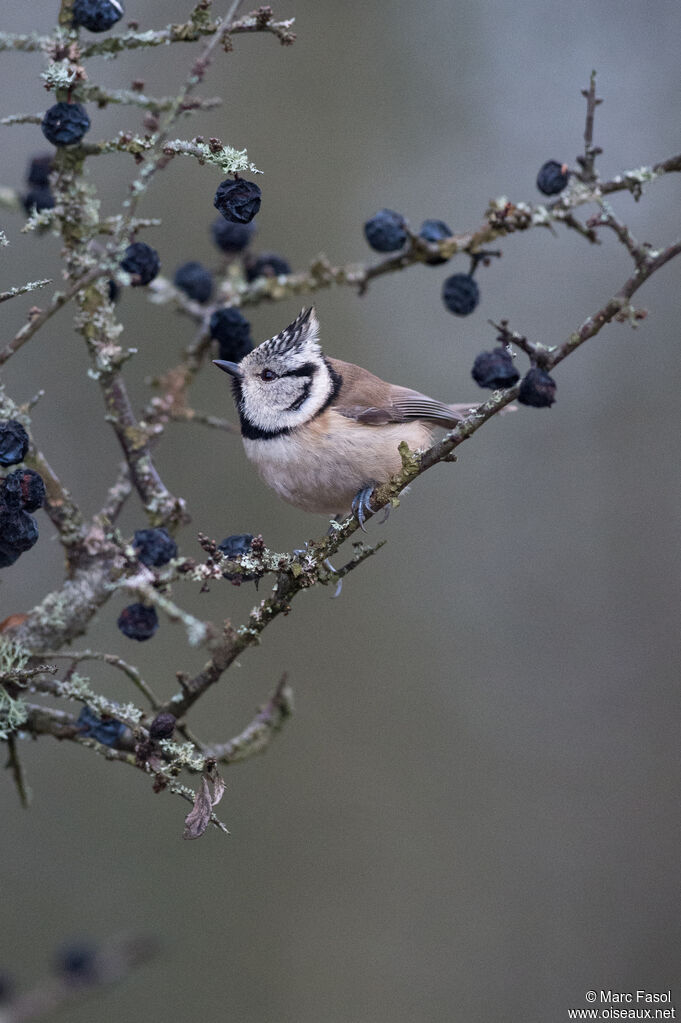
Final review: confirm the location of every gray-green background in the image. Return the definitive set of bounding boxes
[2,1,680,1020]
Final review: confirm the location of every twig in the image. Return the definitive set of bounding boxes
[0,279,52,304]
[206,672,293,763]
[39,650,161,709]
[0,267,102,365]
[575,70,603,184]
[5,734,31,808]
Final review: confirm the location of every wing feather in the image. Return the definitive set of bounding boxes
[327,357,476,427]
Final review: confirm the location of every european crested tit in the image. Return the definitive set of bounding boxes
[213,307,476,523]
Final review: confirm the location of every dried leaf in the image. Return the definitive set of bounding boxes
[183,776,213,840]
[182,764,226,839]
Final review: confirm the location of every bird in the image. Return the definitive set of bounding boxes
[213,307,477,527]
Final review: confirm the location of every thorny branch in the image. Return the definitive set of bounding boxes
[1,40,679,840]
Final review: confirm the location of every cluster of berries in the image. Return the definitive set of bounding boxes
[471,340,556,408]
[0,421,45,568]
[363,209,484,317]
[117,527,177,641]
[465,159,570,405]
[362,160,571,320]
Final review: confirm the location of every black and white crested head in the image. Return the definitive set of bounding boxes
[262,306,321,360]
[217,307,342,440]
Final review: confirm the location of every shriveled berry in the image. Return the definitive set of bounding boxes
[418,219,452,265]
[536,160,569,196]
[363,209,407,252]
[173,261,213,304]
[133,527,177,567]
[120,241,160,286]
[518,367,556,407]
[77,706,126,747]
[22,187,55,215]
[26,153,53,187]
[55,941,99,982]
[0,421,29,466]
[218,533,256,581]
[72,0,125,32]
[0,507,38,553]
[471,349,520,389]
[117,603,159,641]
[211,217,255,254]
[442,273,480,316]
[41,102,90,147]
[149,712,176,741]
[244,252,291,282]
[209,307,253,361]
[214,178,262,224]
[5,468,46,512]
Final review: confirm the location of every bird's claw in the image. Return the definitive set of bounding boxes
[351,485,375,533]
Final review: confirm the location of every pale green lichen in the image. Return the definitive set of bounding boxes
[0,638,30,675]
[41,60,85,90]
[158,739,205,772]
[163,138,260,175]
[55,672,143,728]
[0,688,28,739]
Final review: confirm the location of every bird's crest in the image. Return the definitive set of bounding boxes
[262,307,321,358]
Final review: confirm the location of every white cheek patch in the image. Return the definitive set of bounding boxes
[244,366,333,434]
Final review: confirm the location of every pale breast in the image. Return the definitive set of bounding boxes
[243,411,432,515]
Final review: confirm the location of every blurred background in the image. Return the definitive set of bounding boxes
[2,1,680,1020]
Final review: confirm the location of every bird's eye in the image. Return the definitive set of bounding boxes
[260,368,277,381]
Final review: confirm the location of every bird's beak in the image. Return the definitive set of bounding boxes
[213,359,243,379]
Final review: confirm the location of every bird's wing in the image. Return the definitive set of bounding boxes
[327,358,477,427]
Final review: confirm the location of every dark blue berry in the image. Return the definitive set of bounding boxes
[22,187,55,215]
[107,278,120,302]
[4,468,46,512]
[471,349,520,389]
[120,242,160,286]
[363,209,408,252]
[214,178,262,224]
[209,308,253,361]
[518,367,556,407]
[218,533,256,582]
[419,219,452,243]
[26,153,53,187]
[133,527,177,567]
[0,508,38,554]
[41,103,90,147]
[173,261,214,304]
[418,219,452,265]
[442,273,480,316]
[117,603,159,641]
[149,712,176,741]
[72,0,125,32]
[77,706,126,747]
[536,160,569,196]
[244,252,291,282]
[0,421,29,466]
[211,217,255,254]
[55,941,99,982]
